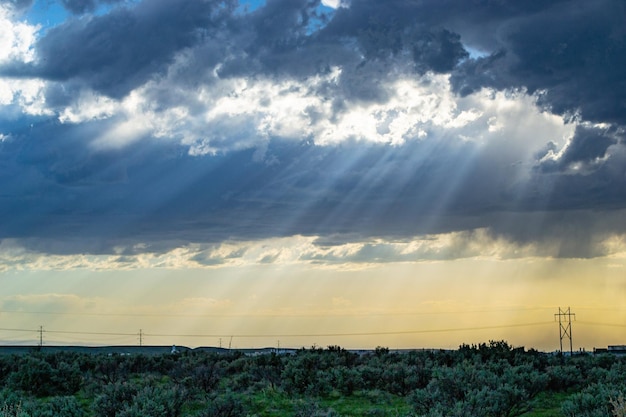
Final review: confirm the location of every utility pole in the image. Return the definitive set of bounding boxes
[555,307,575,355]
[38,326,43,348]
[139,329,143,347]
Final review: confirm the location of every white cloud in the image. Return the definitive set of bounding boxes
[0,77,51,116]
[332,296,352,307]
[84,65,573,171]
[321,0,339,8]
[321,0,348,9]
[0,8,49,116]
[176,297,232,311]
[0,7,38,64]
[58,90,118,123]
[14,78,52,116]
[1,293,99,313]
[3,229,626,272]
[0,78,13,105]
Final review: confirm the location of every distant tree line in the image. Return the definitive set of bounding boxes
[0,341,625,416]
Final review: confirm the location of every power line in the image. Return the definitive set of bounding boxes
[46,329,139,336]
[0,327,37,333]
[0,321,553,340]
[0,327,137,336]
[577,321,626,328]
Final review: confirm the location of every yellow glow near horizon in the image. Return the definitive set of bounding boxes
[1,255,625,351]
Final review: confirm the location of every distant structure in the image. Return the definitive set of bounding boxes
[594,345,626,355]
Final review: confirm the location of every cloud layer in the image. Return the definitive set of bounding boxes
[1,0,625,263]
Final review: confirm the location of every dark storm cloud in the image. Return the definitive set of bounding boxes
[1,0,474,102]
[4,0,235,98]
[320,4,469,72]
[1,0,626,259]
[60,0,98,14]
[2,0,622,119]
[450,0,626,127]
[2,125,625,257]
[3,0,34,12]
[259,0,624,126]
[536,126,619,173]
[233,1,470,81]
[318,0,626,127]
[233,0,625,125]
[60,0,124,15]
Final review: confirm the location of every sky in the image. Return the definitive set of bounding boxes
[0,0,625,351]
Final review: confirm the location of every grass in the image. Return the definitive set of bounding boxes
[520,392,569,417]
[247,389,412,417]
[319,390,412,416]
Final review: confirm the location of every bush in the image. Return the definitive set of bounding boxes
[25,396,86,417]
[7,355,82,397]
[200,392,246,417]
[409,360,547,417]
[117,387,185,417]
[117,385,186,417]
[92,382,138,417]
[562,384,625,417]
[189,363,223,393]
[92,381,186,417]
[611,395,626,417]
[8,356,55,397]
[0,402,27,417]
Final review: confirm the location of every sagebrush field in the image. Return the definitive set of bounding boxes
[1,341,625,416]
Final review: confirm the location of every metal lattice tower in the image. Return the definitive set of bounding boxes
[555,307,575,354]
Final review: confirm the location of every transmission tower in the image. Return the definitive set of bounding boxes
[555,307,575,355]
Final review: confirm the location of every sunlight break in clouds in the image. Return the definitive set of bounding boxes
[2,230,626,272]
[82,68,574,161]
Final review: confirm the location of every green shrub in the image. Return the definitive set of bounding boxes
[199,392,246,417]
[25,396,86,417]
[562,384,624,417]
[7,355,82,398]
[119,385,186,417]
[611,395,626,417]
[0,402,27,417]
[92,382,138,417]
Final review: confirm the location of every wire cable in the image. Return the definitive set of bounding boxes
[0,321,553,340]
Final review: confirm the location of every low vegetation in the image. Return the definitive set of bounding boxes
[0,341,625,416]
